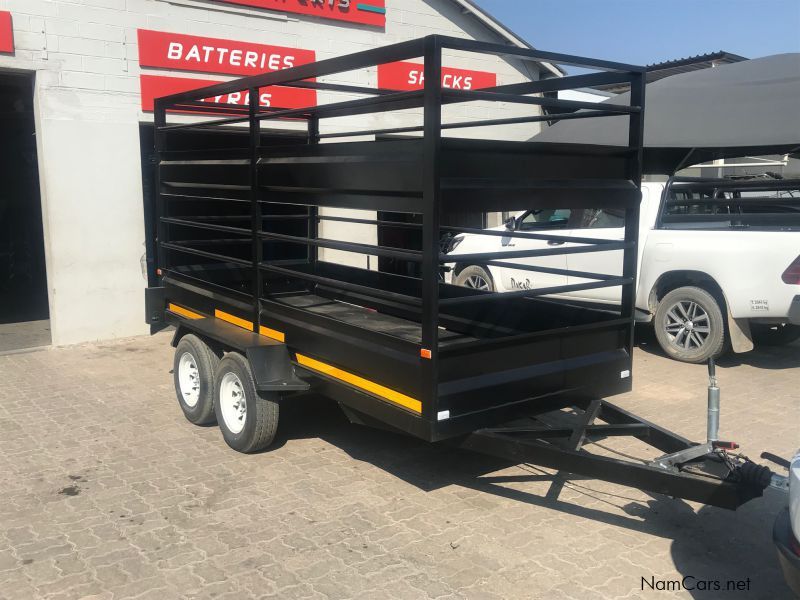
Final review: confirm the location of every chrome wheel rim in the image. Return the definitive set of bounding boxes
[663,300,711,351]
[463,274,490,291]
[219,372,247,434]
[178,352,200,407]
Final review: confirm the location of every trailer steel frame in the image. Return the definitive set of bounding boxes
[146,36,774,509]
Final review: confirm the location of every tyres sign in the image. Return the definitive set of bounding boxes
[139,74,317,113]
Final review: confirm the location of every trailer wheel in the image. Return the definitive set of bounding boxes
[455,265,494,291]
[173,334,219,425]
[213,353,279,453]
[654,286,726,363]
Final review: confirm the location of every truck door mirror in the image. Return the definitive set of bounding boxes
[504,216,516,230]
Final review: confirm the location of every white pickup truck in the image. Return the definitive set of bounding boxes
[444,177,800,363]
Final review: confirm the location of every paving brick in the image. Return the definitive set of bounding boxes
[0,333,797,598]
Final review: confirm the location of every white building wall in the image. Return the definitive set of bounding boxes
[0,0,553,345]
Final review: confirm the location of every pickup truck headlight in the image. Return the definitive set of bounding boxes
[445,234,465,254]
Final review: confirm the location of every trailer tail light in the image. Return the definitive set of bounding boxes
[782,256,800,285]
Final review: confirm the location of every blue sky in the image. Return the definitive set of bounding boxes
[474,0,800,72]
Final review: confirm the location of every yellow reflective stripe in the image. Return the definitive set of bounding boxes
[215,309,253,331]
[259,326,285,342]
[214,309,286,342]
[296,353,421,414]
[168,303,204,320]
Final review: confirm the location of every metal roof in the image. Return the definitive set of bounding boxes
[597,51,748,93]
[534,52,800,174]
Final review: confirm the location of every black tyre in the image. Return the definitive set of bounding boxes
[213,353,279,453]
[454,265,494,291]
[654,286,726,364]
[751,323,800,346]
[173,334,220,425]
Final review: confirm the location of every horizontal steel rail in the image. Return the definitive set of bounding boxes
[162,216,250,236]
[176,214,311,222]
[438,225,622,246]
[316,214,622,246]
[163,270,254,303]
[161,193,251,204]
[317,214,422,229]
[259,231,424,262]
[437,318,630,355]
[161,241,251,267]
[483,260,619,281]
[438,277,632,306]
[485,70,634,96]
[259,263,422,306]
[442,88,640,114]
[159,89,425,132]
[440,241,632,263]
[317,109,625,140]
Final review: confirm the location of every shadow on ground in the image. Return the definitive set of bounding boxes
[273,393,792,598]
[634,323,800,370]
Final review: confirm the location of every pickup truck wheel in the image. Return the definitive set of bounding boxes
[173,334,219,425]
[214,353,279,453]
[751,323,800,346]
[454,265,494,291]
[654,286,726,363]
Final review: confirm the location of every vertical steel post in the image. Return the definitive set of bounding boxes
[307,115,320,273]
[154,99,167,278]
[249,88,263,332]
[622,70,645,357]
[421,36,442,422]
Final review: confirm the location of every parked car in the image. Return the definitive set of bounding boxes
[444,177,800,363]
[775,450,800,597]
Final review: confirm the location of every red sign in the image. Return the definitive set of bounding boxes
[0,12,13,53]
[378,61,497,92]
[137,29,316,78]
[212,0,385,28]
[140,74,317,113]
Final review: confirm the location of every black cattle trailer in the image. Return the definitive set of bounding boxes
[144,36,780,509]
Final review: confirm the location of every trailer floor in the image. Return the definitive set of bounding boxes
[0,329,796,599]
[272,291,478,345]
